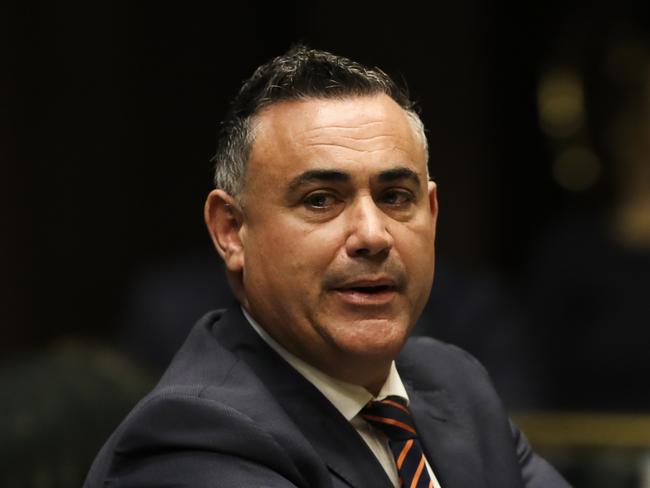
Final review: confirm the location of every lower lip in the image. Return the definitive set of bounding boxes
[334,288,397,306]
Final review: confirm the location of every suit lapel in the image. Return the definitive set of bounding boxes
[216,306,393,488]
[275,379,393,488]
[406,382,489,488]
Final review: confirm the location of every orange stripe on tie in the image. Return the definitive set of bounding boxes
[380,398,411,415]
[428,480,433,488]
[397,439,414,469]
[409,455,426,488]
[361,414,417,435]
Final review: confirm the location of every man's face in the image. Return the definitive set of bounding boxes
[234,94,437,386]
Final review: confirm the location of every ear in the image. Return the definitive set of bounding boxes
[204,189,245,272]
[427,180,439,222]
[427,180,439,243]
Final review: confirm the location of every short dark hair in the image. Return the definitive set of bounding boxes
[212,45,427,196]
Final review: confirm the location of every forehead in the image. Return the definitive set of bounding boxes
[246,95,426,183]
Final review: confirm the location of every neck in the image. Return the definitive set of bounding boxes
[314,354,392,396]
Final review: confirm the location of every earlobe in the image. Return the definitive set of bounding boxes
[204,189,245,272]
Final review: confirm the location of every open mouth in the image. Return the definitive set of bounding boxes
[334,283,397,305]
[346,285,394,294]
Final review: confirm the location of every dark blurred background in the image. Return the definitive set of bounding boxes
[2,1,650,486]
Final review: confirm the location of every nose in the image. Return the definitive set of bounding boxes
[345,196,394,258]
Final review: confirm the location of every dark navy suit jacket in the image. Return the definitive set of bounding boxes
[85,306,569,487]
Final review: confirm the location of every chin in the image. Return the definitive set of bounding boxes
[328,317,411,358]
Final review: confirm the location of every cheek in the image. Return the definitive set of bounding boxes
[247,221,341,284]
[397,226,435,289]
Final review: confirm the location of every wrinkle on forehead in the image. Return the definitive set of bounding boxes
[303,133,408,153]
[301,120,386,132]
[304,134,397,142]
[303,143,414,158]
[298,115,412,139]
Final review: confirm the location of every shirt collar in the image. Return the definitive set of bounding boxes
[241,305,409,421]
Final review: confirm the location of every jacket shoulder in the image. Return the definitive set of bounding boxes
[84,309,321,487]
[399,337,571,488]
[85,384,306,487]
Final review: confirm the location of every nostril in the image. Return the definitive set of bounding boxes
[352,247,390,261]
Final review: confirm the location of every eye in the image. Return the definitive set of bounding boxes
[380,189,414,207]
[303,192,339,210]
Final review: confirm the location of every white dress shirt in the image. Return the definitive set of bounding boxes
[242,307,441,488]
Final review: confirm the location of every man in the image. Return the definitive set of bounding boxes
[85,46,569,487]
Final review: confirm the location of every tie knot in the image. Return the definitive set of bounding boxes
[360,396,418,441]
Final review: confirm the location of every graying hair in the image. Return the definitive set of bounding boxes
[212,45,428,197]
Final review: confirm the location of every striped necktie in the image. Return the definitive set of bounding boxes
[360,396,434,488]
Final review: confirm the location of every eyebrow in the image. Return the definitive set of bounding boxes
[377,167,421,185]
[287,169,350,192]
[286,166,421,194]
